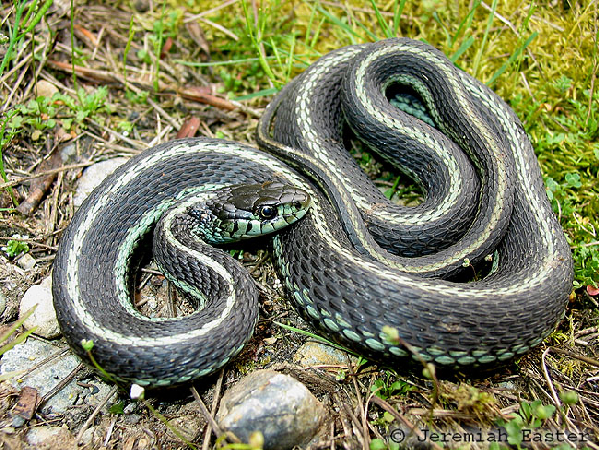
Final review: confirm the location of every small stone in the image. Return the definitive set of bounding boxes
[73,157,129,208]
[11,415,25,428]
[15,253,36,271]
[34,80,59,98]
[216,369,325,450]
[25,425,75,449]
[19,276,60,339]
[124,414,142,425]
[123,402,138,414]
[130,384,144,400]
[294,341,356,367]
[79,427,96,447]
[0,291,6,316]
[60,142,77,163]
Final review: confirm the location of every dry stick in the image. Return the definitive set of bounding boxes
[198,17,239,41]
[357,380,370,450]
[550,346,599,368]
[190,385,241,445]
[541,348,578,434]
[46,169,63,238]
[339,399,364,443]
[0,162,93,190]
[103,416,118,447]
[370,396,437,446]
[17,150,63,216]
[80,130,143,155]
[363,391,386,442]
[76,385,119,444]
[38,363,86,409]
[184,0,240,22]
[20,31,53,103]
[201,369,226,450]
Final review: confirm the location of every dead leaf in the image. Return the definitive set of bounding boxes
[177,117,202,139]
[186,22,211,59]
[12,386,38,420]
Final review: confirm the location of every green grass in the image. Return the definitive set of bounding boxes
[0,0,55,207]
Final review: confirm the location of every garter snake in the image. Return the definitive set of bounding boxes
[53,38,573,387]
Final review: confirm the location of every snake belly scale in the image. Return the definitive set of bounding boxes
[53,38,573,387]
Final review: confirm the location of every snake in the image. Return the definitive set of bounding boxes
[52,38,574,388]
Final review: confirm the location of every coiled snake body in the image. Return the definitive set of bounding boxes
[53,38,573,387]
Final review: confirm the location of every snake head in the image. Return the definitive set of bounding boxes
[188,181,311,245]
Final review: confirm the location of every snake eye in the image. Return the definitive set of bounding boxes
[257,205,277,220]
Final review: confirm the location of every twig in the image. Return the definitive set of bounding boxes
[201,370,226,450]
[0,162,93,190]
[184,0,240,21]
[541,348,577,431]
[550,347,599,368]
[190,385,240,444]
[38,363,86,408]
[76,385,119,443]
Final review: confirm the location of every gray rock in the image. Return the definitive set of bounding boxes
[0,337,115,414]
[73,157,129,208]
[19,275,60,339]
[15,253,36,271]
[216,369,325,450]
[294,341,357,367]
[11,415,26,428]
[25,425,75,449]
[0,291,6,316]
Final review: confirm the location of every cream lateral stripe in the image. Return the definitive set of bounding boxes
[114,190,222,321]
[459,72,554,262]
[274,59,558,297]
[294,46,462,225]
[65,143,307,346]
[351,44,510,271]
[260,56,556,297]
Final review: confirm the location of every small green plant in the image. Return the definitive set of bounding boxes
[371,372,414,400]
[369,437,400,450]
[3,239,30,258]
[108,401,125,415]
[496,400,558,449]
[5,87,109,144]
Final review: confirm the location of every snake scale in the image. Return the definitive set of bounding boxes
[52,38,574,388]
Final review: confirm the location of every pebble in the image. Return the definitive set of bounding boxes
[0,291,6,316]
[34,80,59,98]
[15,253,36,271]
[19,275,60,339]
[0,337,115,414]
[25,425,75,450]
[216,369,325,450]
[11,415,26,428]
[73,157,129,208]
[294,341,357,367]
